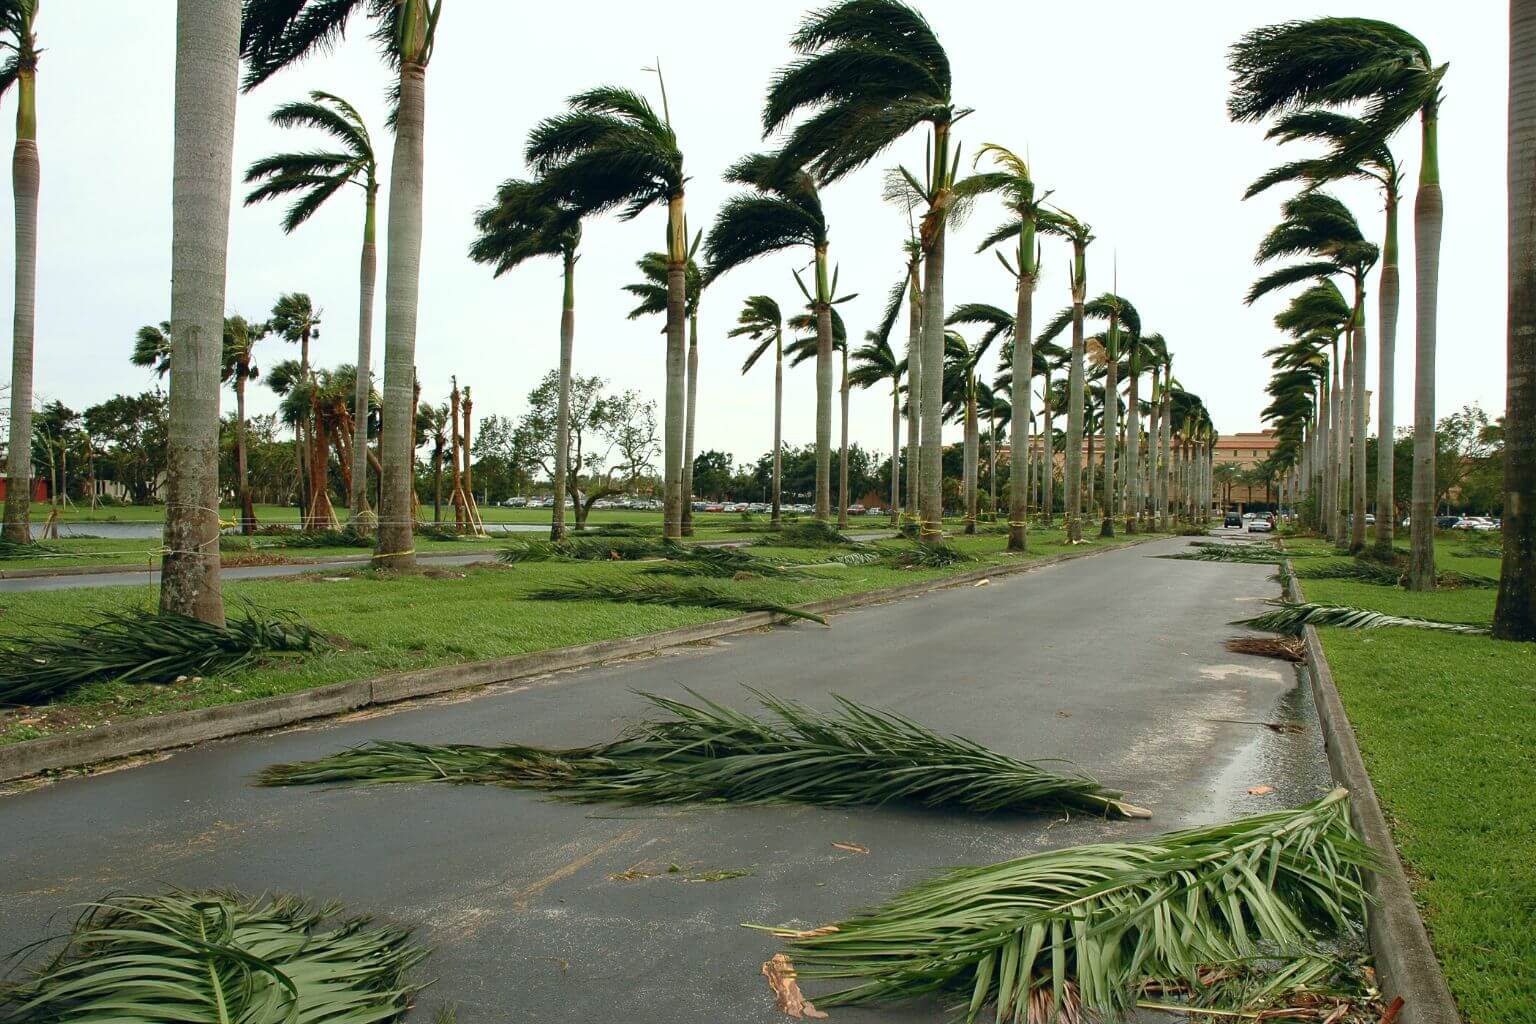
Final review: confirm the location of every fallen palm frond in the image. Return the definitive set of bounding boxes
[572,522,660,537]
[820,550,883,567]
[1138,954,1383,1022]
[759,789,1372,1022]
[260,687,1147,818]
[0,539,65,559]
[1225,635,1308,662]
[1234,601,1490,636]
[0,891,426,1024]
[1290,560,1403,585]
[1159,546,1288,564]
[753,521,855,548]
[883,541,976,569]
[0,604,332,706]
[1189,539,1281,551]
[239,526,374,549]
[498,536,676,562]
[639,545,810,579]
[1436,569,1498,589]
[413,522,475,541]
[528,577,829,624]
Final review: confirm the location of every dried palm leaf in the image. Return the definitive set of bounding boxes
[1225,635,1308,662]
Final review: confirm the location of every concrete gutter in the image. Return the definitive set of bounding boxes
[0,534,1158,785]
[1284,563,1461,1024]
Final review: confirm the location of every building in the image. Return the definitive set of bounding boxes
[1212,431,1282,508]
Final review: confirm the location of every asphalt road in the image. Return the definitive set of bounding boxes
[0,534,1331,1021]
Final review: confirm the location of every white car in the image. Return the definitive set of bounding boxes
[1247,518,1274,533]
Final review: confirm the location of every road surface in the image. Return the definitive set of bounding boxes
[0,534,1330,1021]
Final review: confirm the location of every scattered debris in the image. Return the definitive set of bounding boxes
[1225,634,1308,661]
[762,954,829,1019]
[1247,784,1275,796]
[1206,718,1304,735]
[608,860,753,883]
[972,578,990,587]
[830,842,869,855]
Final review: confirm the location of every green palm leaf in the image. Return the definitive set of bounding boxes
[528,577,829,625]
[1234,601,1490,636]
[260,687,1146,818]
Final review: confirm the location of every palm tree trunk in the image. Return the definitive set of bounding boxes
[682,311,699,537]
[374,52,428,570]
[918,221,946,544]
[1101,327,1119,537]
[551,251,575,541]
[1008,256,1035,551]
[889,379,900,526]
[838,341,849,529]
[1408,106,1442,590]
[1125,356,1140,533]
[1085,425,1096,518]
[432,446,442,523]
[1350,281,1370,553]
[160,0,237,624]
[814,246,833,525]
[987,405,997,518]
[771,330,783,526]
[2,51,38,544]
[1041,370,1054,526]
[1065,264,1086,542]
[1159,388,1171,530]
[904,259,922,532]
[1339,334,1353,548]
[236,372,255,534]
[1373,194,1399,554]
[1497,0,1536,639]
[964,383,978,535]
[661,193,687,540]
[349,186,377,527]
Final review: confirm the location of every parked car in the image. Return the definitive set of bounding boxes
[1436,515,1463,529]
[703,503,724,513]
[1224,512,1242,528]
[1247,518,1274,533]
[846,504,866,516]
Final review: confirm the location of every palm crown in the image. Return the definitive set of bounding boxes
[132,321,173,378]
[0,0,38,99]
[1248,191,1378,305]
[240,0,441,93]
[527,86,684,222]
[727,296,784,375]
[469,177,580,274]
[244,91,377,233]
[705,153,828,285]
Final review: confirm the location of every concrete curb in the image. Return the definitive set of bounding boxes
[1283,561,1460,1024]
[0,533,1163,785]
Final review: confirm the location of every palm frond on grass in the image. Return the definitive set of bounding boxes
[498,536,677,562]
[759,789,1372,1022]
[1158,547,1288,564]
[639,546,811,580]
[1189,539,1282,551]
[0,891,426,1024]
[1289,560,1403,585]
[237,526,373,549]
[413,523,476,542]
[821,550,883,567]
[0,605,332,707]
[882,541,976,569]
[1234,601,1490,636]
[572,522,660,537]
[528,577,829,625]
[260,688,1148,818]
[1436,569,1498,589]
[752,521,855,548]
[0,539,66,559]
[1225,635,1308,662]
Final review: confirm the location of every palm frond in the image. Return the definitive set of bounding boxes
[498,536,677,563]
[882,540,974,569]
[752,521,854,548]
[260,686,1145,817]
[528,578,830,625]
[1224,635,1308,662]
[1,889,425,1023]
[1157,547,1288,564]
[1234,601,1490,636]
[764,789,1371,1020]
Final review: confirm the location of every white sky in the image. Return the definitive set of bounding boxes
[3,1,1510,468]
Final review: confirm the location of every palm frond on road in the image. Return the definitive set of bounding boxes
[0,605,332,707]
[529,577,829,625]
[1157,547,1289,564]
[761,788,1371,1021]
[260,688,1147,818]
[1235,601,1490,636]
[1225,635,1308,662]
[0,890,426,1024]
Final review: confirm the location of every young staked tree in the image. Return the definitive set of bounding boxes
[526,82,686,537]
[221,315,267,533]
[728,296,786,525]
[244,90,379,528]
[706,152,839,522]
[1498,0,1536,641]
[1,0,38,543]
[157,0,242,624]
[243,0,441,569]
[1229,16,1445,583]
[765,0,967,545]
[469,177,581,540]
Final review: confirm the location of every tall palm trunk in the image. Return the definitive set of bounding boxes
[1008,220,1037,551]
[550,250,575,541]
[682,310,698,536]
[918,220,946,543]
[904,258,922,530]
[1065,251,1086,542]
[1373,193,1399,553]
[350,185,377,527]
[838,340,849,529]
[160,0,237,624]
[814,245,833,524]
[1159,385,1171,530]
[1497,0,1536,639]
[1085,423,1096,517]
[1338,334,1353,547]
[661,193,687,540]
[431,444,442,523]
[771,328,783,526]
[1350,280,1369,553]
[2,33,38,544]
[374,32,429,571]
[963,378,977,534]
[986,405,997,519]
[889,377,900,527]
[1041,369,1054,525]
[1408,105,1442,590]
[236,370,254,534]
[1145,368,1159,527]
[1125,354,1140,533]
[1100,322,1119,537]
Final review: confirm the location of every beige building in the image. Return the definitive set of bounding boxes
[1213,430,1282,507]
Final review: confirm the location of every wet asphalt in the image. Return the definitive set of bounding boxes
[0,533,1332,1021]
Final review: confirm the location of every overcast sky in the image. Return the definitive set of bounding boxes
[3,1,1509,470]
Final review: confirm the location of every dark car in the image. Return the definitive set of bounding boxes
[1224,512,1242,528]
[1436,515,1462,529]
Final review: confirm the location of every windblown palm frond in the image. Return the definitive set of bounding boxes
[1235,601,1490,636]
[526,84,682,223]
[729,295,783,374]
[243,90,377,233]
[882,540,974,569]
[0,890,425,1023]
[260,687,1145,817]
[131,321,173,378]
[762,789,1371,1021]
[498,536,677,562]
[0,605,331,707]
[1157,547,1288,564]
[528,578,829,625]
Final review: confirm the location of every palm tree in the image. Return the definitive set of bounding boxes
[787,301,853,523]
[728,296,786,525]
[0,0,38,543]
[849,328,903,526]
[527,82,686,538]
[158,0,241,624]
[1036,209,1094,541]
[244,90,379,528]
[420,401,449,523]
[470,177,581,540]
[1245,109,1402,555]
[1079,295,1138,536]
[132,321,174,378]
[940,330,993,534]
[1248,191,1378,552]
[766,0,963,544]
[976,382,1009,518]
[1229,16,1445,582]
[1498,0,1536,641]
[705,152,839,523]
[242,0,442,571]
[221,315,266,534]
[267,291,322,521]
[1272,284,1351,535]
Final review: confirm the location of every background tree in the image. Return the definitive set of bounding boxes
[244,89,379,526]
[132,321,174,379]
[1,0,39,542]
[221,314,267,533]
[267,291,322,519]
[849,326,903,527]
[727,296,785,524]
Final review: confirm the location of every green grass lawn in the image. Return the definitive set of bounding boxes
[0,526,1155,749]
[1283,536,1534,1023]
